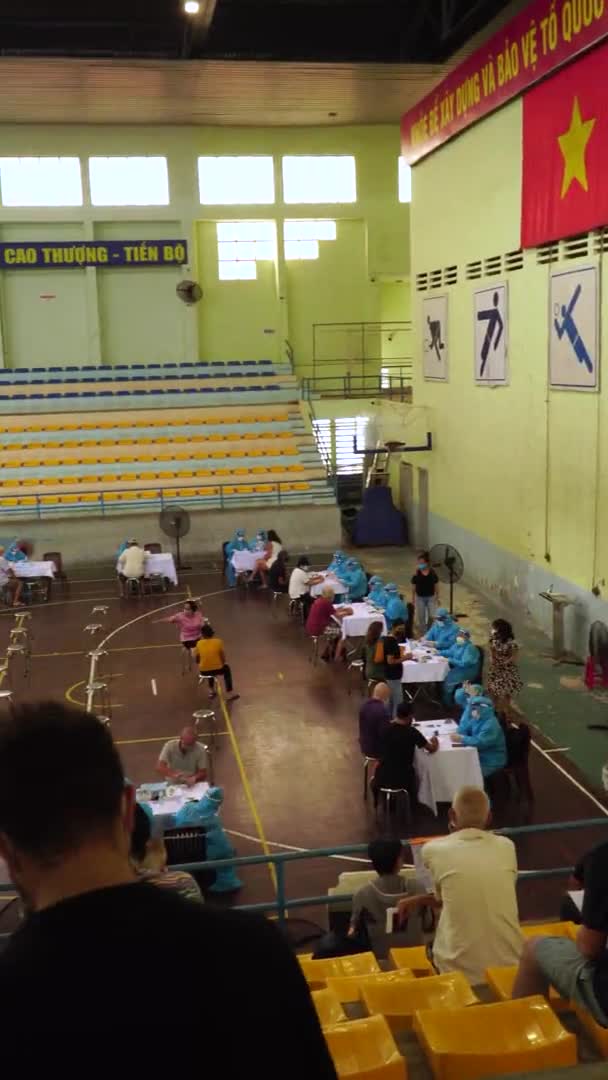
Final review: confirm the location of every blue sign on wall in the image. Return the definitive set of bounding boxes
[0,239,188,269]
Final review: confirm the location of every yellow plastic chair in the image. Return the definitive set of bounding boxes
[0,498,18,507]
[312,988,347,1029]
[520,922,578,940]
[413,995,577,1080]
[324,1015,406,1080]
[361,971,478,1033]
[255,485,273,493]
[485,965,569,1013]
[389,946,435,977]
[573,1001,608,1058]
[298,952,380,991]
[20,496,37,506]
[327,969,415,1005]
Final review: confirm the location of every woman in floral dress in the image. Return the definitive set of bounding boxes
[487,618,523,720]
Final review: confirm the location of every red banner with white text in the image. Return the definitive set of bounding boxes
[401,0,608,165]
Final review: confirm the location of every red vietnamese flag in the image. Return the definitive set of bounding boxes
[521,41,608,248]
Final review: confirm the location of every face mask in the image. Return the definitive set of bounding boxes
[456,636,466,645]
[471,709,480,720]
[418,562,428,570]
[437,618,445,624]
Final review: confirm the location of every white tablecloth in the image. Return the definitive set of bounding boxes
[14,560,56,579]
[136,781,209,830]
[400,642,450,684]
[414,719,483,816]
[231,549,258,573]
[340,602,387,639]
[115,552,178,585]
[310,573,346,597]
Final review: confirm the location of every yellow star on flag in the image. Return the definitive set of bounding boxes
[558,96,596,199]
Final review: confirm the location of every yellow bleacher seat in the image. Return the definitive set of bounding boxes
[327,970,415,1005]
[211,451,225,459]
[179,471,194,478]
[80,423,96,430]
[62,424,78,431]
[324,1015,406,1080]
[173,453,190,461]
[21,496,37,506]
[485,966,568,1013]
[162,489,178,497]
[298,952,380,991]
[520,922,577,940]
[45,425,62,432]
[139,472,156,481]
[233,468,249,476]
[312,988,347,1029]
[158,472,173,479]
[361,972,478,1034]
[119,474,134,482]
[101,475,117,483]
[244,432,257,440]
[255,485,273,493]
[270,466,284,474]
[573,1001,608,1058]
[139,490,158,500]
[116,439,132,446]
[21,478,38,486]
[40,495,57,504]
[198,487,219,496]
[155,437,169,444]
[223,486,236,495]
[235,485,254,494]
[389,946,434,977]
[61,441,78,448]
[291,482,310,491]
[195,470,211,478]
[413,996,576,1080]
[80,493,99,502]
[251,467,267,474]
[117,457,136,464]
[60,495,78,504]
[214,468,230,476]
[290,463,305,471]
[173,436,189,444]
[0,498,18,507]
[60,477,79,485]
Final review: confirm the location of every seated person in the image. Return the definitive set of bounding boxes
[131,803,203,903]
[193,624,239,702]
[225,528,249,587]
[305,588,352,660]
[440,627,480,704]
[513,829,608,1027]
[410,786,523,985]
[253,529,283,589]
[421,607,459,650]
[288,556,323,619]
[348,839,433,958]
[383,583,408,634]
[4,540,27,563]
[175,786,242,894]
[341,558,368,602]
[268,549,289,593]
[327,550,347,575]
[451,696,507,778]
[367,575,388,609]
[157,726,209,785]
[364,621,403,713]
[453,681,483,713]
[359,682,392,760]
[0,547,23,608]
[372,702,438,808]
[249,529,268,552]
[117,539,146,594]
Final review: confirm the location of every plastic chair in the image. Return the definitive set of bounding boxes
[43,551,67,582]
[485,965,569,1013]
[323,1015,406,1080]
[327,968,415,1004]
[361,971,479,1033]
[389,946,434,977]
[413,995,577,1080]
[520,921,578,940]
[311,988,347,1028]
[298,951,380,990]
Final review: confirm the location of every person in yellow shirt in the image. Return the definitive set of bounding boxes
[193,624,239,702]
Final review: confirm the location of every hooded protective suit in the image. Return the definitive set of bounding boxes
[458,697,507,777]
[225,528,249,587]
[175,786,242,893]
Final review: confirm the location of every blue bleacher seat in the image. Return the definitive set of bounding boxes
[31,379,44,384]
[82,366,96,370]
[165,363,177,368]
[49,366,61,371]
[82,378,96,382]
[244,361,256,365]
[32,367,45,372]
[148,364,161,368]
[115,365,128,370]
[81,392,95,397]
[13,394,27,399]
[98,391,114,396]
[47,393,62,398]
[149,389,163,395]
[132,365,145,369]
[65,366,79,370]
[64,393,79,398]
[30,394,44,399]
[116,391,130,395]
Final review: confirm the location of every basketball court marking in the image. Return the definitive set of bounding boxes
[531,738,608,816]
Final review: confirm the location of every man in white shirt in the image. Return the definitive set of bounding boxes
[117,540,146,595]
[415,785,523,985]
[288,556,323,619]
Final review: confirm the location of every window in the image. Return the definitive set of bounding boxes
[198,156,274,205]
[282,156,356,204]
[217,220,276,281]
[88,157,169,206]
[0,157,82,207]
[284,219,337,260]
[398,158,412,203]
[312,416,368,475]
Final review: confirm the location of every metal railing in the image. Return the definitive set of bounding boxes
[0,478,327,520]
[302,367,412,402]
[312,320,412,381]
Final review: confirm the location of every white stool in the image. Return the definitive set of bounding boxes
[347,658,365,696]
[193,708,217,750]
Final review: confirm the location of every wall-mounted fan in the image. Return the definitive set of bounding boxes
[159,505,191,571]
[176,280,203,305]
[429,543,464,615]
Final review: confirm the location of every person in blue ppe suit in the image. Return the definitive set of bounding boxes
[225,528,249,587]
[423,607,459,650]
[5,540,26,563]
[367,575,388,609]
[440,627,481,705]
[341,558,368,602]
[451,696,507,778]
[384,583,409,633]
[454,683,491,724]
[116,539,129,559]
[175,786,242,893]
[249,529,267,553]
[327,550,346,575]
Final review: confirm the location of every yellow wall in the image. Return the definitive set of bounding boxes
[0,124,409,374]
[407,97,608,596]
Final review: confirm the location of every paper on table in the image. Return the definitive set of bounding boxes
[568,889,584,913]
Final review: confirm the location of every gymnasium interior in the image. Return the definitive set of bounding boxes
[1,0,608,1074]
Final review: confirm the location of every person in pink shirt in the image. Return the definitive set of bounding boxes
[157,601,205,651]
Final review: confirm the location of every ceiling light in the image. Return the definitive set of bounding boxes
[184,0,200,13]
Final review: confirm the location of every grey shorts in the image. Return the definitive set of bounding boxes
[535,936,608,1027]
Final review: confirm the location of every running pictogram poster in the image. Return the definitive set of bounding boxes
[474,283,508,386]
[549,266,598,391]
[422,295,448,381]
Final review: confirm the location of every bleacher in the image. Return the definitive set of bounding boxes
[0,362,336,516]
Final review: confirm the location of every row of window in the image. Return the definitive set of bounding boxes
[0,155,412,208]
[217,219,336,277]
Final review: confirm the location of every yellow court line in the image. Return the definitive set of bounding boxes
[36,642,182,659]
[116,731,229,746]
[217,685,277,894]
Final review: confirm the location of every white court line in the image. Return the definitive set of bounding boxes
[151,678,157,696]
[531,738,608,817]
[542,747,571,754]
[98,587,233,650]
